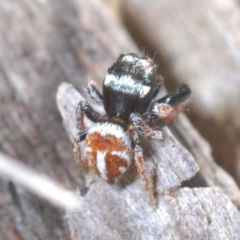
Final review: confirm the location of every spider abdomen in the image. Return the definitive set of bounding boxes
[85,122,132,180]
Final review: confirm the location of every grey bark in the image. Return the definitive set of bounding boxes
[0,0,240,239]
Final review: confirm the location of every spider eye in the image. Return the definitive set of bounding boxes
[108,68,112,74]
[143,78,151,85]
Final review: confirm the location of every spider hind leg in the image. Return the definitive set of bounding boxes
[72,129,89,173]
[73,100,103,173]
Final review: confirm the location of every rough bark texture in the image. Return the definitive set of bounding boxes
[67,187,240,240]
[0,0,240,239]
[57,83,239,239]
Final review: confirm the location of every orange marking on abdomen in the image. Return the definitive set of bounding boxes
[86,128,132,180]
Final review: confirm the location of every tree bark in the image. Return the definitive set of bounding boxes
[0,0,240,239]
[57,82,239,239]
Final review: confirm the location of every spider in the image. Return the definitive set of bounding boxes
[72,53,191,201]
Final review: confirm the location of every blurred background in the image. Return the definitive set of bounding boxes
[1,0,240,239]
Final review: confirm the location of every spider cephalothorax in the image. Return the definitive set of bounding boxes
[72,53,191,201]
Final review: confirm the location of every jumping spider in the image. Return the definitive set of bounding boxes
[72,53,191,201]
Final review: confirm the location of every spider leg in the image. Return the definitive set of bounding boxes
[132,130,155,202]
[74,100,102,173]
[129,112,163,139]
[72,129,89,173]
[76,101,102,130]
[84,80,103,105]
[146,84,191,125]
[157,83,191,106]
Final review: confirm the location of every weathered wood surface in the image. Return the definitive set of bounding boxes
[121,0,240,184]
[57,83,239,239]
[0,0,240,239]
[173,115,240,208]
[68,187,240,240]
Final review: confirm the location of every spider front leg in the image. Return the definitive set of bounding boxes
[73,100,102,173]
[146,83,191,125]
[84,80,103,105]
[132,130,155,202]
